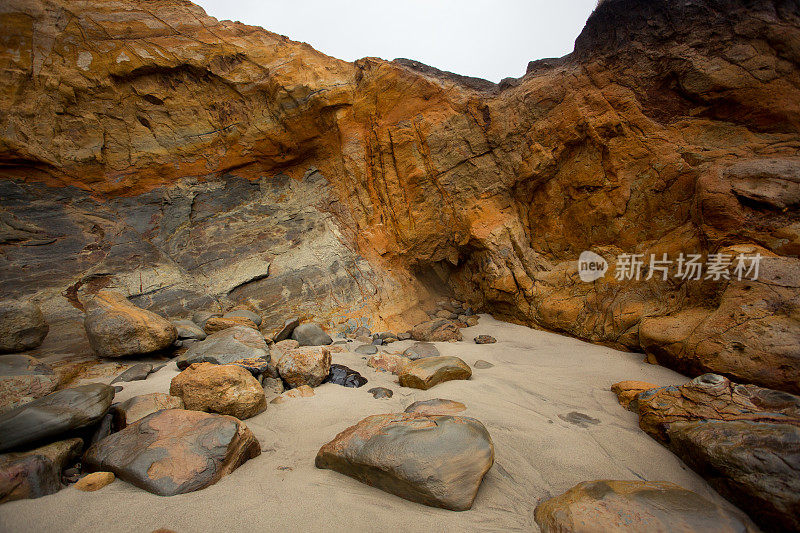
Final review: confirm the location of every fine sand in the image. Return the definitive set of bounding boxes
[0,315,743,532]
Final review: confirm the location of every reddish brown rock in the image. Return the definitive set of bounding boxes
[112,393,184,429]
[203,316,258,335]
[367,352,412,375]
[411,319,462,342]
[0,354,60,413]
[170,363,266,420]
[316,413,494,510]
[610,380,658,412]
[0,438,82,503]
[275,346,331,388]
[270,385,314,404]
[534,480,758,532]
[83,409,260,496]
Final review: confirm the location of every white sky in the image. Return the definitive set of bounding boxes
[194,0,598,82]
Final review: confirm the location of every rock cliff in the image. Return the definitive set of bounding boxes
[1,0,798,391]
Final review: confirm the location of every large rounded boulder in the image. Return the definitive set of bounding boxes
[0,300,49,354]
[175,326,271,371]
[83,291,177,358]
[276,346,331,388]
[170,363,266,419]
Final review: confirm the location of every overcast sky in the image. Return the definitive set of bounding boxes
[194,0,598,82]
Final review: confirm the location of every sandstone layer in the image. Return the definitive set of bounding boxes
[0,0,798,392]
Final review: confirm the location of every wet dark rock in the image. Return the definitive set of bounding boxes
[83,409,260,496]
[324,364,367,388]
[110,363,154,384]
[0,354,59,413]
[316,412,494,510]
[0,300,49,354]
[0,383,115,452]
[403,342,440,360]
[474,335,496,344]
[291,323,332,346]
[372,338,383,346]
[0,438,82,503]
[473,360,494,369]
[87,413,114,447]
[175,326,270,371]
[368,387,393,399]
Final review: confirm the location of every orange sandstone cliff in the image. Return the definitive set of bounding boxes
[1,0,799,392]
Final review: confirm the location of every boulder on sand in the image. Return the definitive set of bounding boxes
[0,438,82,503]
[170,363,266,420]
[0,354,59,413]
[399,356,472,390]
[110,363,155,384]
[111,393,184,429]
[474,335,496,344]
[0,383,115,452]
[402,342,440,360]
[276,346,331,388]
[316,413,494,510]
[291,323,333,346]
[73,471,115,492]
[0,300,49,354]
[367,352,411,375]
[534,480,758,532]
[324,364,367,388]
[83,291,177,358]
[411,319,462,342]
[83,409,260,496]
[405,399,466,416]
[175,326,271,371]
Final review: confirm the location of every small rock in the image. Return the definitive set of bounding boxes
[276,346,331,388]
[0,354,59,413]
[223,309,262,327]
[405,399,466,415]
[316,413,494,510]
[112,393,184,429]
[83,409,260,496]
[110,363,154,384]
[372,338,383,346]
[271,385,314,404]
[368,387,393,399]
[204,316,257,334]
[403,342,440,360]
[0,384,115,452]
[610,380,658,411]
[0,438,82,503]
[172,319,206,341]
[411,319,462,342]
[474,335,496,344]
[399,356,472,390]
[273,317,300,342]
[170,363,266,420]
[534,480,758,532]
[324,364,367,388]
[473,360,493,369]
[74,471,115,492]
[291,323,333,346]
[0,300,49,354]
[354,344,378,355]
[83,291,177,358]
[367,352,411,375]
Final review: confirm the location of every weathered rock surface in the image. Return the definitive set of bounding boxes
[175,326,271,371]
[611,380,657,412]
[291,323,333,346]
[403,342,440,360]
[399,356,472,390]
[273,318,301,343]
[83,291,177,358]
[0,354,59,413]
[276,346,331,388]
[534,480,758,533]
[270,385,314,403]
[110,363,155,384]
[111,392,184,429]
[223,309,262,327]
[203,316,257,335]
[354,344,378,355]
[83,409,260,496]
[667,420,800,532]
[315,413,494,510]
[405,399,466,416]
[170,363,266,419]
[172,320,207,341]
[367,352,411,375]
[0,0,799,395]
[368,387,393,399]
[0,300,48,354]
[474,335,496,345]
[0,438,82,503]
[74,471,115,492]
[324,364,367,388]
[0,384,115,452]
[411,320,462,343]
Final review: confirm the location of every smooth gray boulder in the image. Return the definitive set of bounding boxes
[291,323,332,346]
[403,342,440,360]
[174,326,270,371]
[172,319,206,341]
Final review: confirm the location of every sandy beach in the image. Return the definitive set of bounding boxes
[0,316,745,532]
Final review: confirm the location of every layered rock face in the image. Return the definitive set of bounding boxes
[1,0,798,391]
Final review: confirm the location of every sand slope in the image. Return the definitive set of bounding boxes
[0,316,745,532]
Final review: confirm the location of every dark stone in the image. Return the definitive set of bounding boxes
[274,317,300,342]
[172,319,206,341]
[83,409,260,496]
[316,413,494,510]
[0,438,82,503]
[0,383,115,452]
[87,413,114,447]
[324,364,367,388]
[474,335,496,344]
[175,326,271,371]
[403,342,440,360]
[667,420,800,532]
[355,344,378,355]
[291,323,332,346]
[368,387,393,399]
[110,363,153,384]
